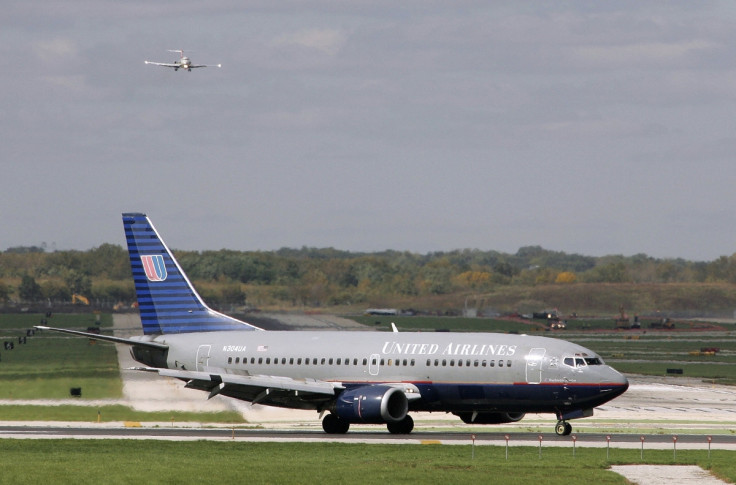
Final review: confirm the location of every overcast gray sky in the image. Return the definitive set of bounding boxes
[2,1,736,261]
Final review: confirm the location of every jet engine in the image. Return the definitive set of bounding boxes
[334,385,409,424]
[454,412,525,424]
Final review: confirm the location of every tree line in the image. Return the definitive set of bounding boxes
[1,243,735,309]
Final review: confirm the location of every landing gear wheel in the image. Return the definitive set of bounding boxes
[322,413,350,434]
[555,420,572,436]
[387,415,414,434]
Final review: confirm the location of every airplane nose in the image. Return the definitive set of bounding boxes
[602,366,629,397]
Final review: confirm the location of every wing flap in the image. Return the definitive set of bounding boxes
[140,368,340,409]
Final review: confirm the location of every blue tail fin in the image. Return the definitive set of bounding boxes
[122,213,260,335]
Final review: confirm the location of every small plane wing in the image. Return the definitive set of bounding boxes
[144,61,179,68]
[188,64,222,68]
[136,367,340,407]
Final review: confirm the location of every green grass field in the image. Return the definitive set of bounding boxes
[0,313,121,399]
[0,313,246,423]
[0,440,731,484]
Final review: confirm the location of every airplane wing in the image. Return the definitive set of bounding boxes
[188,64,222,69]
[138,367,341,409]
[144,61,179,68]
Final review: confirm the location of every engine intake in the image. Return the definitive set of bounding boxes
[454,412,525,424]
[334,385,409,424]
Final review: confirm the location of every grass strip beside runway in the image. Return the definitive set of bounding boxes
[0,440,732,484]
[0,404,245,423]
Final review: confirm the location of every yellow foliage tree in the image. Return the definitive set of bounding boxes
[555,271,577,284]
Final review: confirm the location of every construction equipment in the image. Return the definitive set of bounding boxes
[614,305,631,329]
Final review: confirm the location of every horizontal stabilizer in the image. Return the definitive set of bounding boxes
[34,326,168,351]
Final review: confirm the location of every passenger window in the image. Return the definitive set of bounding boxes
[490,360,495,367]
[380,359,385,366]
[458,360,463,367]
[258,358,263,364]
[482,360,486,367]
[313,358,317,365]
[290,358,294,365]
[297,358,302,365]
[266,358,270,364]
[282,358,286,364]
[442,359,447,366]
[474,360,479,367]
[321,358,326,365]
[466,360,471,367]
[250,357,255,364]
[410,359,415,366]
[499,360,504,367]
[328,358,333,365]
[228,357,232,364]
[362,358,367,365]
[235,357,240,364]
[450,360,455,367]
[426,359,431,366]
[304,359,309,365]
[336,358,341,365]
[388,359,393,366]
[507,360,511,367]
[434,359,439,366]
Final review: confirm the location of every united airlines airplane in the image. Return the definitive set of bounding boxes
[38,213,628,435]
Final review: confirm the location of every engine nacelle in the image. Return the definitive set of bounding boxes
[454,412,525,424]
[334,385,409,424]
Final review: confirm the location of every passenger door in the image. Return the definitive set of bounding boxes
[196,344,211,372]
[526,348,546,384]
[368,353,380,376]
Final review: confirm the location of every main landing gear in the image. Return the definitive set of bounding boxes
[322,413,350,434]
[387,415,414,434]
[321,414,415,434]
[555,420,572,436]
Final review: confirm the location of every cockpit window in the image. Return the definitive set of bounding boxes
[564,354,603,368]
[564,357,587,368]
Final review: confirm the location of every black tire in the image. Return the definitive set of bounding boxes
[322,414,349,434]
[564,422,572,435]
[387,415,414,434]
[555,421,567,436]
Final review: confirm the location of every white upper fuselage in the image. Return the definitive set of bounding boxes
[138,329,627,414]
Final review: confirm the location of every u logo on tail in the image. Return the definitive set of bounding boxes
[123,213,260,335]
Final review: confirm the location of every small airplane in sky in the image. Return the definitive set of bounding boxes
[144,50,221,71]
[37,213,628,435]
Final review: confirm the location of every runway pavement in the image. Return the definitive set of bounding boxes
[0,425,733,450]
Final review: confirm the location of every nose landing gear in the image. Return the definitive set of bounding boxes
[555,420,572,435]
